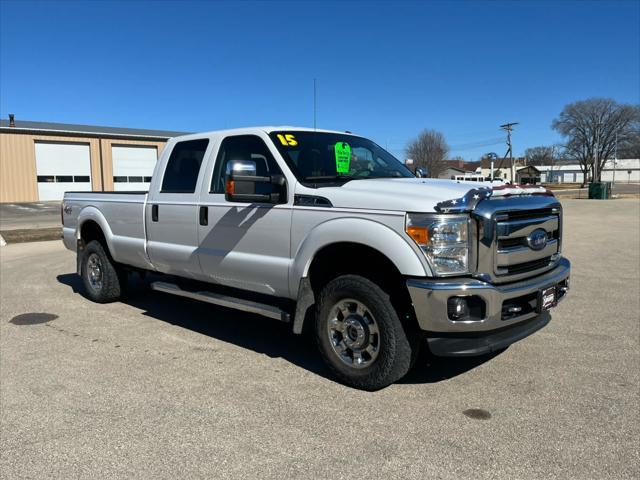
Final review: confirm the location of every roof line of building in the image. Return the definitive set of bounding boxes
[0,126,182,141]
[0,119,189,140]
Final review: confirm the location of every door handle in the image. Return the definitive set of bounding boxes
[152,204,159,222]
[199,206,208,226]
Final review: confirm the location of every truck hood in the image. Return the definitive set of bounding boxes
[305,178,481,212]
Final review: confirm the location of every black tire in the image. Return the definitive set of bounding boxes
[80,240,127,303]
[315,275,416,390]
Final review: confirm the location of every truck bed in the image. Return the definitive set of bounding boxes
[62,191,153,270]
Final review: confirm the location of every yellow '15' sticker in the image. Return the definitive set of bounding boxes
[277,134,298,146]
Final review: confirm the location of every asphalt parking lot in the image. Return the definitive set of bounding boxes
[1,199,638,479]
[0,202,61,230]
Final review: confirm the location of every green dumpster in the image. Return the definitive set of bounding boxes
[588,182,610,199]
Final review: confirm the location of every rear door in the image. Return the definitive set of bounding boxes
[145,138,212,277]
[196,134,293,297]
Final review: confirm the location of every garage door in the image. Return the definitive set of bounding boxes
[35,142,92,201]
[112,146,157,191]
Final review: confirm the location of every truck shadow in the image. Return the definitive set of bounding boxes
[57,273,502,387]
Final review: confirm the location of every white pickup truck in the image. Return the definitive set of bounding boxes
[62,127,570,390]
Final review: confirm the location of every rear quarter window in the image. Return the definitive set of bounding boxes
[161,139,210,193]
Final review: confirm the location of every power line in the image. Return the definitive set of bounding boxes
[450,137,505,151]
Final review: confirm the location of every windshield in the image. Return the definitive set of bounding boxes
[268,131,414,185]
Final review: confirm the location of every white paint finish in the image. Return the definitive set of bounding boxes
[112,145,157,191]
[35,142,92,201]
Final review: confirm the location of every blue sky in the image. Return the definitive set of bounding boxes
[1,0,638,160]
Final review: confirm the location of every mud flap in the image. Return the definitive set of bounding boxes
[293,277,315,334]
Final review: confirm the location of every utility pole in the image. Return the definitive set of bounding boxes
[500,122,518,183]
[612,132,618,193]
[594,124,599,183]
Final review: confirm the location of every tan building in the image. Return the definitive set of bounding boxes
[0,116,186,202]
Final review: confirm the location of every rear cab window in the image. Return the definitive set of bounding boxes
[160,139,210,193]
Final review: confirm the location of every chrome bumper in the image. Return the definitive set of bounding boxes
[407,257,570,334]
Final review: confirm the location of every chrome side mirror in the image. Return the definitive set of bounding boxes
[416,167,428,178]
[226,160,257,177]
[224,160,286,204]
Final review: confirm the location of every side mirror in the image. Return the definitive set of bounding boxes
[224,160,285,203]
[415,167,428,178]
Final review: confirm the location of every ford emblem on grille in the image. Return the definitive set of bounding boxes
[527,228,548,251]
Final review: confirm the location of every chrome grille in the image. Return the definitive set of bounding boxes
[473,196,563,283]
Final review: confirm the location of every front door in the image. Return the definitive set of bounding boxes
[146,138,211,277]
[196,134,292,297]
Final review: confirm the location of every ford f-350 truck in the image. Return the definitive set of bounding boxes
[62,127,570,390]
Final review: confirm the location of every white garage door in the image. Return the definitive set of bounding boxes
[112,146,157,191]
[35,142,92,201]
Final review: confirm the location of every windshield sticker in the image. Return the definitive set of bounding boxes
[334,142,351,174]
[276,133,298,146]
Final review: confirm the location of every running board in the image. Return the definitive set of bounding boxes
[150,281,290,323]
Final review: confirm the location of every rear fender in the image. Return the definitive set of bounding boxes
[76,206,117,259]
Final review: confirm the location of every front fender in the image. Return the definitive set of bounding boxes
[289,217,430,296]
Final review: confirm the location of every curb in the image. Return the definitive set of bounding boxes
[0,227,62,245]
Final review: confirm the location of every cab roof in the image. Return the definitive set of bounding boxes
[173,126,356,141]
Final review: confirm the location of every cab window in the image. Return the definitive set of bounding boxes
[161,139,209,193]
[211,135,283,194]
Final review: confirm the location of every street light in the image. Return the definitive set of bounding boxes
[486,152,498,181]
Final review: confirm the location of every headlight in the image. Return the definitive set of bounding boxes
[405,214,470,275]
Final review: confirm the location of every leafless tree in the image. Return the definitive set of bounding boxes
[406,129,449,178]
[617,127,640,159]
[552,98,640,183]
[525,146,556,166]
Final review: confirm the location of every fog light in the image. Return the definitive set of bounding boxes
[448,297,469,320]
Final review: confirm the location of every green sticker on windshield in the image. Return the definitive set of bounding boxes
[335,142,351,174]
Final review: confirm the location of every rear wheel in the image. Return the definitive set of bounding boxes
[315,275,415,390]
[81,240,127,303]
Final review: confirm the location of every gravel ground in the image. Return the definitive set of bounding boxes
[1,199,638,479]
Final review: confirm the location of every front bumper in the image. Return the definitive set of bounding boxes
[407,258,570,356]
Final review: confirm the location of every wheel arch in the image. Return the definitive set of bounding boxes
[291,218,428,334]
[76,207,116,259]
[290,217,429,297]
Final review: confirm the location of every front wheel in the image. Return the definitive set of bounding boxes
[81,240,127,303]
[315,275,415,390]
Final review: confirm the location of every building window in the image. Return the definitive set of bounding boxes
[143,176,152,182]
[113,176,128,183]
[74,176,90,183]
[55,176,73,182]
[128,176,143,182]
[37,175,55,183]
